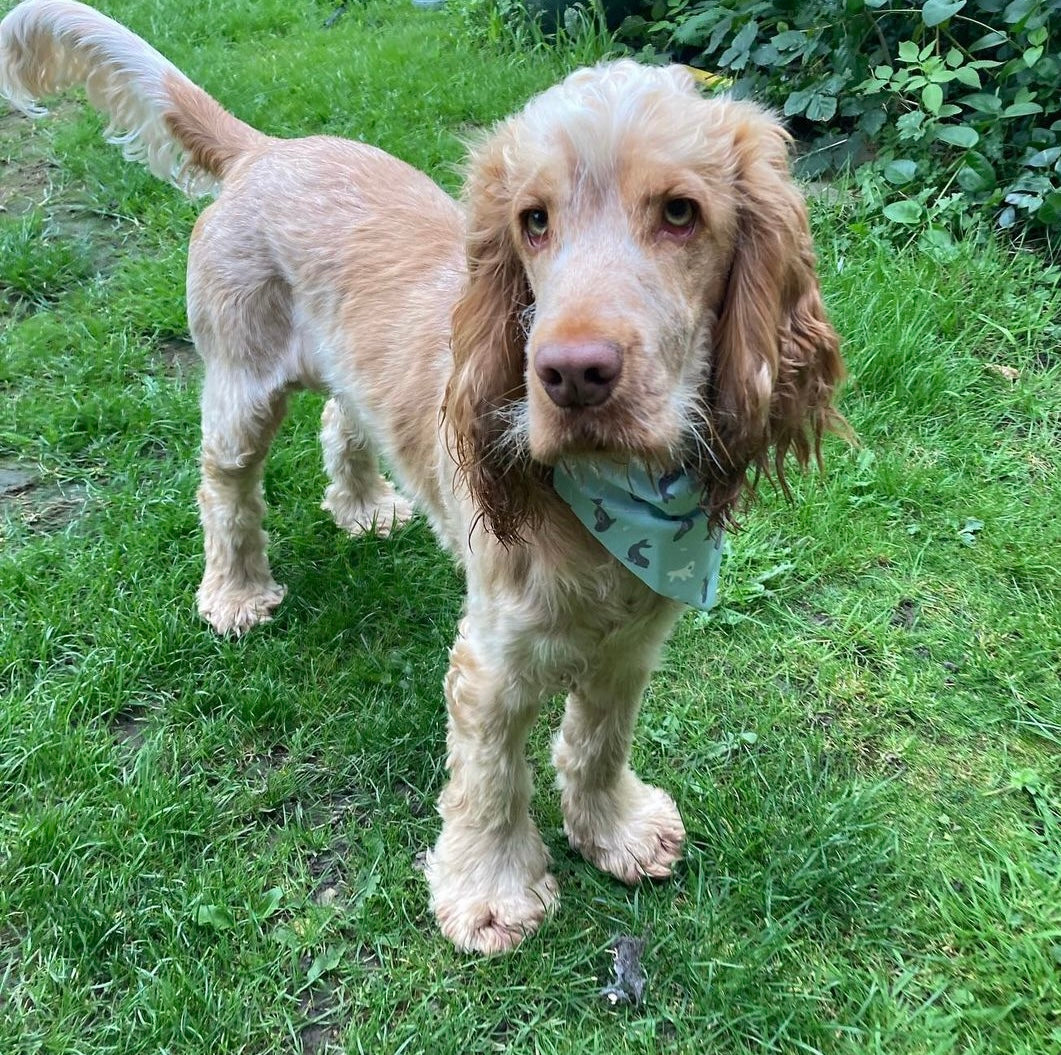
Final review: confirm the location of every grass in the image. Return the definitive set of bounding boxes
[1,0,1060,1052]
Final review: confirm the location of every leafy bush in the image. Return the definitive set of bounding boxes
[619,0,1061,249]
[450,0,624,57]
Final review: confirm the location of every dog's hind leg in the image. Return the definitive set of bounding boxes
[320,397,414,538]
[195,357,290,636]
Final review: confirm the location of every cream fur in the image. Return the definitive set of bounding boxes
[0,0,842,954]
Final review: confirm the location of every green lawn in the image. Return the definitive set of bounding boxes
[1,1,1060,1052]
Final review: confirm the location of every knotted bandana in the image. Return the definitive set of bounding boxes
[553,460,723,610]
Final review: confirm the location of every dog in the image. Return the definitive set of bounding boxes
[0,0,843,954]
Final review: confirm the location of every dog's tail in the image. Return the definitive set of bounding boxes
[0,0,269,196]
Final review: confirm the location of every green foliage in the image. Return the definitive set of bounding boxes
[620,0,1061,248]
[450,0,621,60]
[0,212,97,310]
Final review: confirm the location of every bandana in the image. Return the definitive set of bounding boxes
[553,460,723,610]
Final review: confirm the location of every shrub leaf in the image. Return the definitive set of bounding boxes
[884,159,918,184]
[936,124,980,148]
[883,200,924,223]
[923,0,966,26]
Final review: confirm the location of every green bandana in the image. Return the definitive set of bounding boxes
[553,460,723,610]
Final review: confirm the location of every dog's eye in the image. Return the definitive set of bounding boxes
[662,198,697,232]
[522,207,549,243]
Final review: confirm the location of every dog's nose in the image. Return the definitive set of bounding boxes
[534,340,623,408]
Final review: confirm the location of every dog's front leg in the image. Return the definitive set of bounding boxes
[426,615,557,955]
[552,624,687,885]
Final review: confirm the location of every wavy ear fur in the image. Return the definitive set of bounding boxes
[702,105,845,524]
[443,129,542,545]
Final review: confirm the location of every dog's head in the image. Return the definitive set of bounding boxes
[444,61,844,544]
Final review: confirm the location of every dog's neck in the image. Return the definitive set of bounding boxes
[552,460,723,610]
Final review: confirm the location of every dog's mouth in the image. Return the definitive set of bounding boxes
[522,327,707,474]
[529,406,683,473]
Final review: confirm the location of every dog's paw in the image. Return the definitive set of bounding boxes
[425,829,557,955]
[197,582,286,636]
[322,484,415,539]
[429,869,558,955]
[563,777,686,884]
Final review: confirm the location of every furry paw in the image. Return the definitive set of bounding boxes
[562,777,686,884]
[197,581,286,636]
[322,484,415,538]
[429,868,558,955]
[425,828,558,955]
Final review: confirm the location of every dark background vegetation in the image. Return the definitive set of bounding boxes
[477,0,1061,253]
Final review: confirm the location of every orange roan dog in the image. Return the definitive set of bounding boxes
[0,0,843,954]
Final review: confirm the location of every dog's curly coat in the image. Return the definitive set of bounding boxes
[1,0,843,954]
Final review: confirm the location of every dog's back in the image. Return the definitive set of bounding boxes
[187,133,466,525]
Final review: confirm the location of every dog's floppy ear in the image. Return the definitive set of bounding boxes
[704,104,844,522]
[444,127,541,545]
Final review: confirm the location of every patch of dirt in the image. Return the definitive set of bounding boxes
[355,945,382,971]
[296,975,342,1055]
[0,460,90,535]
[307,789,375,832]
[0,464,36,497]
[0,110,59,218]
[241,743,292,779]
[50,197,134,272]
[891,598,919,630]
[795,600,833,627]
[307,841,349,906]
[298,1022,342,1055]
[293,945,380,1053]
[155,337,200,389]
[23,483,91,531]
[111,704,155,752]
[392,778,428,818]
[1034,348,1059,371]
[490,1016,530,1047]
[0,104,139,290]
[113,715,149,749]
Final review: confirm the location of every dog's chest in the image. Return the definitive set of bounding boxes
[506,556,682,691]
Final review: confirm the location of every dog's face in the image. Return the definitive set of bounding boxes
[447,61,843,543]
[507,84,743,469]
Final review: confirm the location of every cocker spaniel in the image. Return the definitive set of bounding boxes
[1,0,843,954]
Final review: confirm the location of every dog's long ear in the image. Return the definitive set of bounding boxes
[705,104,845,523]
[443,127,540,545]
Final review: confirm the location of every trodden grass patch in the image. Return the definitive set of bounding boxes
[1,1,1059,1052]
